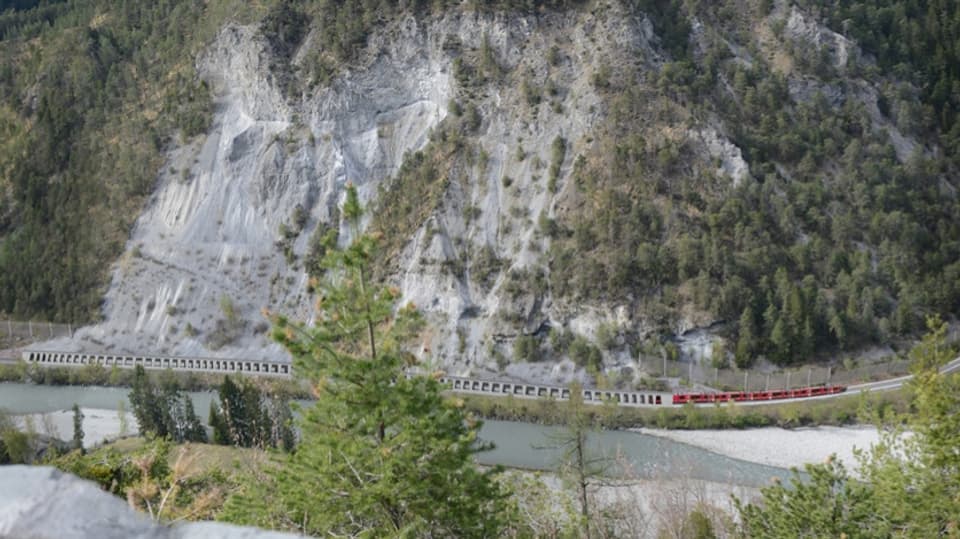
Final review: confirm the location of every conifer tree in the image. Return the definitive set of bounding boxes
[179,395,207,443]
[71,403,84,454]
[735,306,757,368]
[217,376,248,446]
[209,375,292,449]
[545,381,611,539]
[737,316,960,536]
[129,365,164,436]
[209,401,229,445]
[128,365,205,442]
[222,184,514,536]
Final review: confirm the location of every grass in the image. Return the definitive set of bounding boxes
[462,388,910,430]
[98,437,269,479]
[52,436,277,521]
[0,360,313,398]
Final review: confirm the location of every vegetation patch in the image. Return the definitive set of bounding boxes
[0,0,261,322]
[548,0,960,366]
[461,388,909,431]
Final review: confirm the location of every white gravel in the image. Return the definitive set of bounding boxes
[14,408,138,449]
[635,425,882,470]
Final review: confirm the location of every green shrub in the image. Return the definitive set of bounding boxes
[547,136,566,193]
[568,336,602,369]
[513,334,542,362]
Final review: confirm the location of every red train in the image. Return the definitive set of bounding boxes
[672,384,846,405]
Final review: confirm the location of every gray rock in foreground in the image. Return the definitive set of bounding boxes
[0,466,301,539]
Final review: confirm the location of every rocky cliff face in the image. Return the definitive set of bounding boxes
[54,17,453,362]
[50,4,650,380]
[38,0,934,384]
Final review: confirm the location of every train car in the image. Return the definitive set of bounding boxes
[672,385,846,405]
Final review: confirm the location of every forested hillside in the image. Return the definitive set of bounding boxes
[540,0,960,365]
[0,0,256,322]
[1,0,958,370]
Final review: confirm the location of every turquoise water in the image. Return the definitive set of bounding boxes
[0,382,793,487]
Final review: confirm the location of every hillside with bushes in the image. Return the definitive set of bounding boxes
[0,0,958,379]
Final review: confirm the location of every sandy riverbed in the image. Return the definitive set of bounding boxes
[635,425,882,470]
[13,407,138,449]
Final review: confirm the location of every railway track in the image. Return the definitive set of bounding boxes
[16,349,960,408]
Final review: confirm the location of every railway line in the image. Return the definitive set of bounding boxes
[16,349,960,409]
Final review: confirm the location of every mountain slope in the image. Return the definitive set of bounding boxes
[4,0,960,385]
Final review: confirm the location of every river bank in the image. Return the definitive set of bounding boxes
[21,406,880,471]
[0,361,312,398]
[461,389,908,431]
[12,408,769,537]
[10,407,138,449]
[636,425,882,470]
[1,362,912,431]
[6,411,761,539]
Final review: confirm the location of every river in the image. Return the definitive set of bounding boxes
[0,382,795,488]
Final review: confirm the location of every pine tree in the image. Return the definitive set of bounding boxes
[210,376,293,449]
[737,316,960,536]
[240,381,270,449]
[71,403,84,454]
[769,317,790,364]
[217,375,247,446]
[128,365,204,442]
[179,395,207,443]
[543,381,612,539]
[221,184,514,536]
[736,457,879,538]
[129,365,164,436]
[209,400,229,445]
[735,306,757,368]
[266,388,296,452]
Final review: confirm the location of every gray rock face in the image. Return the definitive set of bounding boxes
[0,466,301,539]
[26,2,924,385]
[32,6,665,380]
